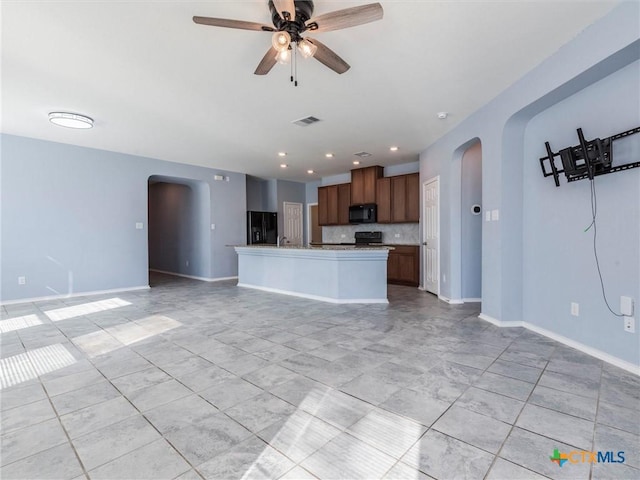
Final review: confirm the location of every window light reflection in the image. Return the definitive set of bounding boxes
[44,297,131,322]
[0,314,43,334]
[0,344,76,389]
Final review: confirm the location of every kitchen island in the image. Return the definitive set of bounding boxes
[233,245,391,303]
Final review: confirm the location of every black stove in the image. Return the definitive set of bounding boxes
[354,231,383,247]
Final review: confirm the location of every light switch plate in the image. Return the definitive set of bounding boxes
[491,209,499,221]
[485,211,491,222]
[621,296,634,316]
[135,222,143,229]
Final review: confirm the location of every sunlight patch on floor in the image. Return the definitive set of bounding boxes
[0,314,43,334]
[0,344,76,389]
[44,297,131,321]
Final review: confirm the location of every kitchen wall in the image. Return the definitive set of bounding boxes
[419,2,640,368]
[322,224,419,245]
[1,134,246,303]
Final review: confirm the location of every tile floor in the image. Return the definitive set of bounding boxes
[1,273,638,480]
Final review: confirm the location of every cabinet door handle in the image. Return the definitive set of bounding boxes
[422,242,428,246]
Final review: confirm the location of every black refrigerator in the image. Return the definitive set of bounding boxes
[247,211,278,245]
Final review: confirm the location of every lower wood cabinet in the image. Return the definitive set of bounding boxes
[387,245,419,287]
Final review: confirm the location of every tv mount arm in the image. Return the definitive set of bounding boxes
[540,126,640,187]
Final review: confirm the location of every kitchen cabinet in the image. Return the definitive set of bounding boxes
[387,245,419,287]
[318,183,350,226]
[376,177,391,223]
[351,166,383,205]
[337,183,351,225]
[376,172,420,223]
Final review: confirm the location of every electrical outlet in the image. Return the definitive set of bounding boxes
[394,233,401,238]
[18,276,26,285]
[341,234,346,238]
[135,222,143,229]
[485,211,491,222]
[186,260,189,267]
[491,209,500,221]
[211,224,215,230]
[571,302,579,316]
[442,274,446,283]
[624,317,635,333]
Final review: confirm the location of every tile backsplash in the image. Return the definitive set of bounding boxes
[322,223,420,245]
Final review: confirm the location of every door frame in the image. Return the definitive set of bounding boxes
[306,202,318,247]
[421,176,440,295]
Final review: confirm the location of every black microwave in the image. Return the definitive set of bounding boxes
[349,204,377,224]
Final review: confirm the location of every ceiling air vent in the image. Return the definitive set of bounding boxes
[292,116,321,127]
[354,151,372,157]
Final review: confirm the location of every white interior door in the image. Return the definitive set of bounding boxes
[283,202,303,246]
[423,177,440,294]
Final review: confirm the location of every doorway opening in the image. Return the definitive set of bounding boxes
[461,141,483,302]
[147,176,211,286]
[307,203,321,246]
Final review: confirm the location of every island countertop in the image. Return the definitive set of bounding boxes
[233,245,390,303]
[229,244,394,251]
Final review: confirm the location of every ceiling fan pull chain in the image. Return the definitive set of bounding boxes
[294,46,298,87]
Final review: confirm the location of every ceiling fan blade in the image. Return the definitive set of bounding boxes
[254,46,278,75]
[272,0,296,20]
[307,3,383,33]
[193,16,274,32]
[307,38,350,74]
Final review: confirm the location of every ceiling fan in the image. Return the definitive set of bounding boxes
[193,1,383,77]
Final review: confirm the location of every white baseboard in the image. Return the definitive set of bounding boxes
[0,285,150,306]
[237,283,389,304]
[150,269,238,283]
[463,298,482,303]
[478,313,640,376]
[438,295,464,305]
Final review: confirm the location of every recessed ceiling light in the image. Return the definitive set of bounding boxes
[353,160,360,165]
[278,152,287,157]
[280,164,288,168]
[325,153,334,158]
[48,112,93,129]
[437,112,448,119]
[307,170,314,174]
[390,146,399,152]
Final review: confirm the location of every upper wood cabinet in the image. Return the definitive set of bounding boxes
[350,166,383,205]
[376,172,420,223]
[318,183,351,226]
[337,183,351,225]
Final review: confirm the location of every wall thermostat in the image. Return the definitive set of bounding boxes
[471,204,482,215]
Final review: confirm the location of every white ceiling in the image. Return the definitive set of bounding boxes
[2,1,618,182]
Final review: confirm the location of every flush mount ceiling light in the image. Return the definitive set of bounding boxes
[353,160,361,165]
[278,152,287,157]
[48,112,93,129]
[437,112,448,119]
[280,164,288,168]
[325,153,334,158]
[389,146,399,152]
[307,170,315,174]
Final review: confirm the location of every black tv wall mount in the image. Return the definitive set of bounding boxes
[540,126,640,186]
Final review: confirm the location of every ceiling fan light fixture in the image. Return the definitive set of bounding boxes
[272,31,291,51]
[48,112,93,129]
[275,48,291,65]
[297,38,317,59]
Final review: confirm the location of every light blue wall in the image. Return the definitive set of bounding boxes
[384,161,419,176]
[419,3,640,366]
[523,60,640,365]
[1,134,246,302]
[460,142,482,300]
[246,176,265,212]
[306,180,321,204]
